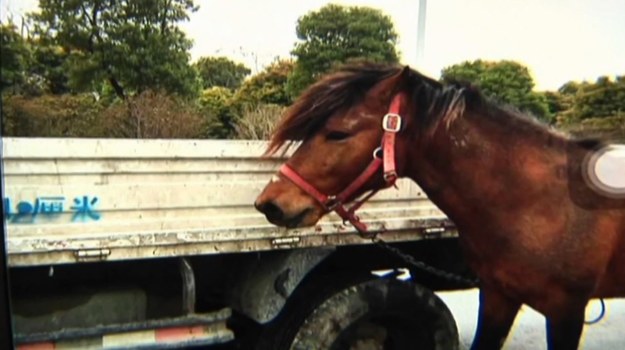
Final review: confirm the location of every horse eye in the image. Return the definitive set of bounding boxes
[326,131,351,141]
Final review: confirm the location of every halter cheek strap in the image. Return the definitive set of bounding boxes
[278,94,405,236]
[382,93,404,183]
[280,159,381,233]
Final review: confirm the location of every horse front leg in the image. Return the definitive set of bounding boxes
[470,287,521,350]
[545,301,587,350]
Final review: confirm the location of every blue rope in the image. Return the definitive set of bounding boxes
[585,298,606,325]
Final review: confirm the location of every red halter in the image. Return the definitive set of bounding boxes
[279,94,405,236]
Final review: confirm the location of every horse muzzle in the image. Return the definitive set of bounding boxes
[254,197,319,228]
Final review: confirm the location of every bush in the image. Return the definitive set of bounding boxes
[2,93,104,137]
[558,115,625,142]
[100,91,205,139]
[197,87,237,138]
[234,103,285,140]
[2,91,214,139]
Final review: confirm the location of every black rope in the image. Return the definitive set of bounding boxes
[585,298,606,325]
[371,236,479,287]
[372,236,607,325]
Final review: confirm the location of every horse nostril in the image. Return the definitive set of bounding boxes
[256,201,284,222]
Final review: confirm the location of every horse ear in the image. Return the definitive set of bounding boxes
[367,66,411,101]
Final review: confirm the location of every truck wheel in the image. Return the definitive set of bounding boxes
[260,278,459,350]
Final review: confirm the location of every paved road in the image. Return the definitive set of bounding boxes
[438,289,625,349]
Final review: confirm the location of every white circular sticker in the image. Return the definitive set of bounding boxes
[586,145,625,198]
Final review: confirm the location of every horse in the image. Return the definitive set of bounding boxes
[254,63,625,349]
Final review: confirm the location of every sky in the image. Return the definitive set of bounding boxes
[1,0,624,91]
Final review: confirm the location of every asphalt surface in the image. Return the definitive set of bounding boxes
[438,289,625,349]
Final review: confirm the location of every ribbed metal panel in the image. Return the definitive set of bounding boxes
[3,138,453,266]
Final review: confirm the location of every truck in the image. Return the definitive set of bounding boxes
[3,137,474,349]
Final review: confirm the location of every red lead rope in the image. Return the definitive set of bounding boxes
[279,94,404,236]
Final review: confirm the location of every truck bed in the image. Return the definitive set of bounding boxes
[3,138,454,267]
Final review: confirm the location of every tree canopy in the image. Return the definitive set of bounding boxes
[2,3,621,141]
[286,4,399,98]
[572,76,624,120]
[29,0,200,99]
[441,60,551,122]
[235,59,294,106]
[198,86,236,138]
[557,75,625,122]
[554,76,625,139]
[194,56,251,90]
[0,23,30,92]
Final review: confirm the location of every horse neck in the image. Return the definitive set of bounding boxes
[404,108,567,230]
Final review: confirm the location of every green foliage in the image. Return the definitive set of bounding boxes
[198,87,237,138]
[235,59,294,106]
[2,93,104,136]
[571,76,625,120]
[441,60,551,122]
[558,81,584,95]
[196,60,295,139]
[559,115,625,141]
[2,91,206,139]
[194,56,251,90]
[0,23,31,92]
[544,91,569,116]
[29,0,200,98]
[29,41,71,95]
[1,22,73,96]
[286,4,399,98]
[555,75,625,127]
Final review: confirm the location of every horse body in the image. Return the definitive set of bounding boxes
[255,63,624,349]
[423,107,623,289]
[408,95,625,348]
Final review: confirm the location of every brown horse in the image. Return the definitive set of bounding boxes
[254,63,625,349]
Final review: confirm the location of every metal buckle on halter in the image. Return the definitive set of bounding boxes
[324,195,340,211]
[372,147,383,159]
[382,113,402,132]
[383,171,398,183]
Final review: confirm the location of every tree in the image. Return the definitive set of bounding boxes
[194,56,250,90]
[198,86,236,138]
[194,59,294,139]
[235,59,294,106]
[1,22,74,96]
[0,23,31,92]
[286,4,399,98]
[543,91,568,117]
[564,75,625,121]
[29,39,71,95]
[558,81,586,95]
[441,60,551,122]
[29,0,200,99]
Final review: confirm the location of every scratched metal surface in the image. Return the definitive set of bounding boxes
[2,138,453,266]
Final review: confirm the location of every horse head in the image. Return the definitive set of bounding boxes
[254,64,439,230]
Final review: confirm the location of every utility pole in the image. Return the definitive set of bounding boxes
[416,0,427,67]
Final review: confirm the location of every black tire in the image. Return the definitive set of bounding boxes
[259,277,459,350]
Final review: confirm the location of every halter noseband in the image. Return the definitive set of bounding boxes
[279,94,405,236]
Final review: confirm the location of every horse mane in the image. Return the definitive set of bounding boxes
[267,62,566,154]
[267,63,400,154]
[469,89,571,145]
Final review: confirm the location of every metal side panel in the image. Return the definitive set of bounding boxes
[3,138,454,266]
[15,308,234,349]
